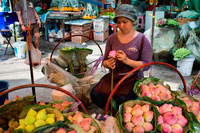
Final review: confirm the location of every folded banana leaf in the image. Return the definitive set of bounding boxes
[133,77,177,106]
[0,96,34,129]
[75,48,93,73]
[117,100,159,133]
[175,91,200,129]
[57,49,76,73]
[63,111,101,133]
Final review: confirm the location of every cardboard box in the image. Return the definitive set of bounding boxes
[71,23,91,31]
[93,30,109,42]
[71,30,91,43]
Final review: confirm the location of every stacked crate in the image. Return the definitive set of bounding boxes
[71,23,91,43]
[93,17,109,41]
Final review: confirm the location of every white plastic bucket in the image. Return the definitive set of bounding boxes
[13,41,26,58]
[177,55,195,76]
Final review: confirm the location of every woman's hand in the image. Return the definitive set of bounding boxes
[103,58,116,69]
[116,50,128,63]
[21,25,26,32]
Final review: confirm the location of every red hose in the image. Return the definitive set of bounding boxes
[104,62,187,115]
[0,84,88,114]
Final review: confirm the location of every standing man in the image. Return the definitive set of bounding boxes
[16,0,41,49]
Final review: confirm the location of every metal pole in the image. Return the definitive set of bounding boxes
[151,0,156,46]
[23,0,36,101]
[11,0,16,42]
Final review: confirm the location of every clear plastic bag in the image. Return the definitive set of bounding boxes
[24,45,41,67]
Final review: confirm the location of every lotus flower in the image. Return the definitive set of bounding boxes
[151,95,161,101]
[133,125,144,133]
[124,105,132,114]
[159,92,170,101]
[132,115,144,126]
[80,118,92,131]
[182,97,192,108]
[177,115,188,127]
[109,50,117,58]
[141,90,152,97]
[55,128,66,133]
[143,122,153,132]
[189,106,199,116]
[124,122,134,132]
[123,113,132,123]
[171,123,183,133]
[158,115,164,124]
[161,123,172,133]
[141,85,150,92]
[150,87,160,95]
[73,112,83,123]
[172,107,182,116]
[159,104,172,114]
[163,112,177,125]
[143,111,154,122]
[159,86,168,93]
[191,102,200,108]
[142,104,150,112]
[132,106,143,116]
[156,83,164,88]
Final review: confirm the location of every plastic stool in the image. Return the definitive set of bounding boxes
[137,16,145,29]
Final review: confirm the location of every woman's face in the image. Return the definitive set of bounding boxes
[117,17,134,34]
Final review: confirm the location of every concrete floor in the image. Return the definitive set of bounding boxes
[0,36,199,114]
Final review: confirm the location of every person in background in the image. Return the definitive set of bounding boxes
[16,0,41,49]
[90,4,152,109]
[138,0,149,16]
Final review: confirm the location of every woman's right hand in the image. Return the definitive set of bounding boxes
[21,25,26,32]
[103,58,116,69]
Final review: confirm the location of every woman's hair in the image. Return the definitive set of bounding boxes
[113,4,137,23]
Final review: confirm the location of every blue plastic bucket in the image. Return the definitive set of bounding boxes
[0,81,9,105]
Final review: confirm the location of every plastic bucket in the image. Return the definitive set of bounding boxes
[13,41,26,58]
[0,81,9,105]
[177,55,195,76]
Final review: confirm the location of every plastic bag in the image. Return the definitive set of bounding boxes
[24,45,41,67]
[180,24,191,40]
[43,61,79,87]
[186,31,200,62]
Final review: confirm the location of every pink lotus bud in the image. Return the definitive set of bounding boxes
[68,130,76,133]
[172,107,182,116]
[189,106,199,116]
[171,123,183,133]
[72,112,83,123]
[67,115,73,122]
[141,90,152,97]
[151,95,161,101]
[108,50,117,58]
[159,92,170,101]
[197,112,200,121]
[159,104,172,114]
[182,97,192,108]
[123,113,132,123]
[132,115,144,126]
[143,111,154,122]
[143,122,154,132]
[80,118,92,131]
[159,86,168,93]
[55,128,67,133]
[150,87,160,95]
[132,106,143,116]
[142,104,150,112]
[163,112,177,125]
[166,90,172,95]
[148,83,156,89]
[177,115,188,127]
[133,104,142,109]
[124,122,134,132]
[156,83,164,88]
[158,115,164,124]
[124,105,132,114]
[191,102,200,108]
[161,123,172,133]
[133,125,144,133]
[141,85,150,92]
[73,120,81,127]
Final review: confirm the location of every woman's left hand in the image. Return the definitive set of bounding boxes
[116,50,128,63]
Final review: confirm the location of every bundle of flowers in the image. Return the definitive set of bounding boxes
[176,91,200,126]
[117,100,159,133]
[156,103,194,133]
[64,111,100,133]
[133,77,176,105]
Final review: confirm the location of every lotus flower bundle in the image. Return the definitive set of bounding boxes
[118,100,158,133]
[64,111,100,132]
[157,103,190,133]
[178,96,200,123]
[133,78,175,105]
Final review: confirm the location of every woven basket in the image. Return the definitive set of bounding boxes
[176,18,198,25]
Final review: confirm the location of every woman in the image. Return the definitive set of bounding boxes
[90,4,152,109]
